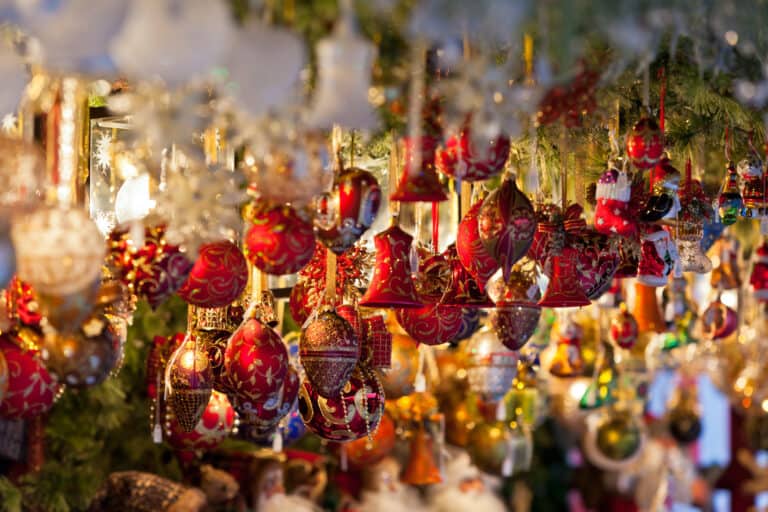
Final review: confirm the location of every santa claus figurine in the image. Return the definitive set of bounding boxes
[750,240,768,301]
[427,449,507,512]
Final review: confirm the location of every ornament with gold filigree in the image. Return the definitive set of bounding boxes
[165,333,213,432]
[465,323,519,403]
[0,332,60,419]
[488,258,541,350]
[701,297,738,341]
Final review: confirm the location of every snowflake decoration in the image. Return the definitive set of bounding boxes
[94,132,113,174]
[1,114,17,135]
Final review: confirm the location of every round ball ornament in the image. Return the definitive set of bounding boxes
[701,299,738,340]
[436,123,510,182]
[465,326,519,403]
[41,315,121,388]
[300,309,360,398]
[223,318,289,413]
[625,117,664,170]
[456,200,500,291]
[12,207,105,296]
[0,336,59,419]
[245,202,315,275]
[467,421,514,475]
[314,167,381,255]
[298,367,384,442]
[380,329,419,399]
[668,407,702,445]
[165,390,235,453]
[240,366,300,428]
[166,336,214,432]
[571,229,620,300]
[178,240,248,307]
[477,175,537,281]
[610,306,639,349]
[583,411,644,471]
[395,303,463,346]
[345,412,396,468]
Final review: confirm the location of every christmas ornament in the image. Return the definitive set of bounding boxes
[610,305,638,350]
[477,174,537,281]
[298,366,384,442]
[667,390,702,445]
[594,166,636,237]
[192,307,234,391]
[12,207,105,296]
[625,117,664,170]
[718,161,743,225]
[436,120,510,182]
[314,167,381,255]
[166,336,213,432]
[466,325,519,403]
[677,163,713,273]
[305,3,377,131]
[401,425,442,485]
[396,302,463,346]
[750,241,768,301]
[444,399,477,447]
[637,228,678,287]
[390,135,447,202]
[41,314,121,388]
[223,317,289,414]
[467,421,515,475]
[614,236,640,278]
[0,136,45,214]
[456,200,500,291]
[538,246,591,308]
[455,308,481,341]
[441,246,494,308]
[640,156,681,222]
[238,365,299,432]
[165,390,235,453]
[0,349,8,407]
[300,309,360,398]
[739,152,765,218]
[359,225,422,308]
[592,412,643,462]
[633,282,665,334]
[537,67,599,127]
[341,308,393,370]
[178,240,248,308]
[548,320,584,378]
[35,278,100,334]
[245,202,315,275]
[490,305,540,352]
[579,342,618,410]
[701,299,738,340]
[0,335,58,419]
[380,322,419,399]
[345,412,396,468]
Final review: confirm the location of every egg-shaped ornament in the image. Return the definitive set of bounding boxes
[315,167,381,255]
[489,261,542,351]
[456,200,500,292]
[40,314,121,388]
[466,325,519,403]
[12,207,105,296]
[298,366,384,442]
[178,240,248,308]
[165,336,213,432]
[436,121,510,182]
[165,390,235,453]
[625,117,664,170]
[380,321,419,399]
[223,316,289,414]
[477,174,537,281]
[239,365,300,430]
[245,202,315,275]
[300,309,360,398]
[0,336,59,419]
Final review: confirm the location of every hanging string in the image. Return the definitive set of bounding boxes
[560,123,568,211]
[524,33,534,83]
[658,66,666,137]
[724,125,731,162]
[642,65,650,112]
[388,133,400,221]
[431,201,439,254]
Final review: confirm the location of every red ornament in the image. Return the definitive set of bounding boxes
[626,117,664,170]
[178,240,248,308]
[701,299,738,340]
[571,229,620,300]
[478,175,537,282]
[538,247,591,308]
[289,281,314,325]
[6,277,42,327]
[396,303,463,346]
[239,365,299,429]
[298,366,384,442]
[456,201,500,292]
[344,412,396,468]
[442,245,494,308]
[359,225,422,309]
[750,241,768,301]
[300,309,360,398]
[390,136,447,202]
[315,167,381,255]
[146,333,183,400]
[223,318,289,413]
[0,336,58,419]
[436,122,510,182]
[245,202,315,275]
[165,390,235,453]
[610,306,639,349]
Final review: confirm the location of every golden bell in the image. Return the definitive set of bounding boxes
[632,282,664,334]
[548,339,584,378]
[401,426,442,486]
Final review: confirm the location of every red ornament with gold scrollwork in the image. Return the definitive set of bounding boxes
[244,202,315,275]
[0,335,59,419]
[178,240,248,308]
[457,200,499,292]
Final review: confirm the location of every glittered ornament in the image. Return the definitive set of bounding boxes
[594,167,636,237]
[538,247,591,308]
[223,317,289,413]
[300,309,360,398]
[0,336,59,419]
[178,240,248,308]
[436,121,510,182]
[456,200,499,292]
[345,412,396,468]
[701,299,738,340]
[489,263,541,350]
[478,175,537,281]
[390,136,447,202]
[548,320,585,378]
[359,225,422,308]
[396,303,463,346]
[609,305,639,350]
[12,206,105,296]
[146,334,183,400]
[41,314,121,388]
[298,366,384,442]
[466,325,519,403]
[314,167,381,255]
[718,162,743,226]
[245,202,315,275]
[165,390,235,453]
[166,336,213,432]
[625,117,664,170]
[441,245,494,308]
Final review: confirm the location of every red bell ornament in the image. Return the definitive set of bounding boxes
[178,240,248,308]
[300,309,361,398]
[0,336,59,419]
[245,202,315,275]
[436,121,510,182]
[625,117,664,170]
[223,317,289,414]
[314,167,381,255]
[456,200,500,292]
[442,245,494,308]
[390,136,447,202]
[539,247,591,308]
[477,175,537,281]
[298,366,384,442]
[359,225,422,308]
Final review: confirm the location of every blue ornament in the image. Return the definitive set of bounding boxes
[701,220,725,253]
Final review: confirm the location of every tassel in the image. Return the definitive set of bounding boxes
[272,430,283,453]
